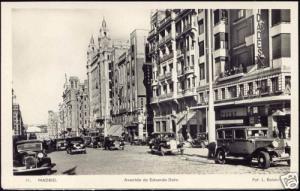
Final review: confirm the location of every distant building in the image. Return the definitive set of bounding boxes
[111,29,152,140]
[12,89,25,136]
[47,110,59,138]
[78,79,90,131]
[87,18,129,136]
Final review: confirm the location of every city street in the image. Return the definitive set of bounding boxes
[49,145,290,175]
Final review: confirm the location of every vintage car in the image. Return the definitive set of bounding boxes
[214,126,290,169]
[104,136,124,150]
[55,138,67,151]
[82,136,92,147]
[13,140,56,175]
[66,137,86,154]
[150,132,184,156]
[90,135,105,148]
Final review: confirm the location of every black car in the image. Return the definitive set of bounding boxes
[104,136,124,150]
[215,126,290,169]
[150,132,184,156]
[13,140,56,175]
[55,138,67,151]
[66,137,86,154]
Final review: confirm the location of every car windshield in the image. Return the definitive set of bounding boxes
[17,142,42,152]
[247,129,268,138]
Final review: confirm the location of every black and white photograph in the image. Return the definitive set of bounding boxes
[1,1,299,190]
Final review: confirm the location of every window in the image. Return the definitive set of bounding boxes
[271,77,278,92]
[272,9,290,26]
[228,86,237,98]
[198,19,204,34]
[169,82,174,92]
[214,9,220,25]
[156,122,160,132]
[199,93,204,103]
[214,33,228,50]
[199,41,204,56]
[272,33,291,59]
[224,130,233,139]
[221,88,225,99]
[162,121,167,132]
[169,63,173,72]
[237,9,245,20]
[163,85,167,94]
[163,66,167,75]
[239,84,244,97]
[260,79,268,93]
[199,63,205,80]
[214,89,218,101]
[235,129,246,139]
[191,55,194,66]
[285,76,291,88]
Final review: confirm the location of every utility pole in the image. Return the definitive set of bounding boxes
[207,9,216,143]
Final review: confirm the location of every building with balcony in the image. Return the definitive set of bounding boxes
[111,29,152,140]
[147,9,291,140]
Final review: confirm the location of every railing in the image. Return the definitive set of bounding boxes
[159,53,173,63]
[158,16,172,27]
[184,65,195,74]
[149,28,156,37]
[159,34,172,45]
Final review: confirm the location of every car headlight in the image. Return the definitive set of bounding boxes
[272,140,279,148]
[37,152,44,158]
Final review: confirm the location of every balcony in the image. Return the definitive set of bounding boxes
[218,68,244,82]
[159,34,173,46]
[159,53,174,63]
[148,28,156,37]
[158,16,172,28]
[184,65,195,74]
[183,88,196,96]
[176,23,196,38]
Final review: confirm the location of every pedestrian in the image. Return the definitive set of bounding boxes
[277,118,286,139]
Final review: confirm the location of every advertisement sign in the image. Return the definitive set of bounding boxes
[256,9,269,69]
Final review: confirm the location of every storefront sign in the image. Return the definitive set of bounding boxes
[256,10,269,69]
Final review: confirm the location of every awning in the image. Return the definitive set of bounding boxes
[215,119,244,125]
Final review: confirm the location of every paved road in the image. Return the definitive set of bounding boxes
[48,145,290,175]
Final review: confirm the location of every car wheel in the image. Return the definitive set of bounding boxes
[257,151,271,169]
[215,149,226,164]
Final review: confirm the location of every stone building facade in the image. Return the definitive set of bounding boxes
[147,9,291,140]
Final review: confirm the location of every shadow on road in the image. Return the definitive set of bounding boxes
[62,166,77,175]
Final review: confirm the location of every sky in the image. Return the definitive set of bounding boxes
[12,8,151,125]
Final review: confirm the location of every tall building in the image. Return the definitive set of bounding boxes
[47,110,58,138]
[87,18,129,136]
[12,89,25,136]
[61,75,81,136]
[111,29,152,140]
[147,9,291,140]
[77,79,90,131]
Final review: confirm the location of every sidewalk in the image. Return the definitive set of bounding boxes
[180,147,215,164]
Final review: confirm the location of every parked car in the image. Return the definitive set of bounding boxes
[55,138,67,151]
[191,132,208,148]
[82,136,92,147]
[13,140,56,175]
[66,137,86,154]
[104,136,124,150]
[214,126,290,169]
[150,132,184,156]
